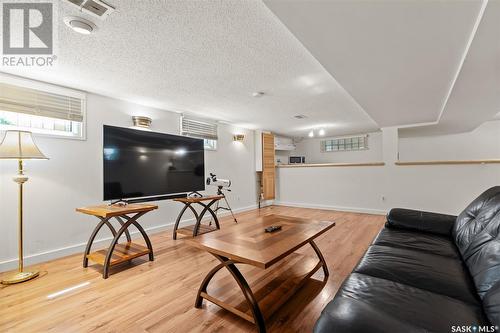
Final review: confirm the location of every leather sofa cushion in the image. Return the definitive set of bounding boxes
[373,227,461,258]
[462,212,500,298]
[314,295,422,333]
[354,245,479,304]
[386,208,457,236]
[483,281,500,326]
[453,187,500,298]
[454,187,500,254]
[314,273,489,333]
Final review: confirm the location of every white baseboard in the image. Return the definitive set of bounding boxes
[273,201,387,216]
[0,204,258,273]
[260,199,274,207]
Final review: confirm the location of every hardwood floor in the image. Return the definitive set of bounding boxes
[0,205,385,333]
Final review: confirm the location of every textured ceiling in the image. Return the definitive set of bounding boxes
[2,0,497,138]
[0,0,378,138]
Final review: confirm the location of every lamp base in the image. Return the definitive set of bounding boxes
[1,270,39,285]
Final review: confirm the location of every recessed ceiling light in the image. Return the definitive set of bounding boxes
[252,91,265,98]
[319,129,325,136]
[308,130,314,138]
[64,16,96,35]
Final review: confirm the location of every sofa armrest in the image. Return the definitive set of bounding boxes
[386,208,457,236]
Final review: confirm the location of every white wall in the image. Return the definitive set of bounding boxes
[277,125,500,215]
[276,164,500,215]
[0,93,258,271]
[293,131,383,164]
[2,92,499,272]
[399,120,500,161]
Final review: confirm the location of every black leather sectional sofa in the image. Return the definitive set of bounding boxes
[314,186,500,333]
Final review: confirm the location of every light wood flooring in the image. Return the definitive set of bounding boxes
[0,205,385,333]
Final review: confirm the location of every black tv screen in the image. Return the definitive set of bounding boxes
[103,125,205,201]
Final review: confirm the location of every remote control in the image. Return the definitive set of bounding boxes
[265,225,282,233]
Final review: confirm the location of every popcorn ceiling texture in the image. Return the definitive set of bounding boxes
[3,0,496,138]
[1,0,378,138]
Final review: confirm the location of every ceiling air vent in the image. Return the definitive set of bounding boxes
[65,0,115,19]
[293,114,308,119]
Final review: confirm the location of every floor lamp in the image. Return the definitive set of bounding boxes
[0,130,48,285]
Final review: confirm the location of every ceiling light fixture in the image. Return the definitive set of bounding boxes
[319,129,325,136]
[64,16,96,35]
[308,130,314,138]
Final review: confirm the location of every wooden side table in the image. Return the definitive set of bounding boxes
[76,203,158,279]
[172,195,224,239]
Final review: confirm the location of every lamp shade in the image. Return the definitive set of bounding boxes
[0,130,48,160]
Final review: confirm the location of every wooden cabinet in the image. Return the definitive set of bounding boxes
[262,133,275,200]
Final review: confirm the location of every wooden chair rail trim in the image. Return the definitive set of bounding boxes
[395,159,500,166]
[276,162,385,168]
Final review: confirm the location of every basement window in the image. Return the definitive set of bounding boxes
[180,116,218,151]
[0,77,86,139]
[203,139,217,150]
[321,135,368,152]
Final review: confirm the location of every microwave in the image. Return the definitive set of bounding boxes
[289,156,305,164]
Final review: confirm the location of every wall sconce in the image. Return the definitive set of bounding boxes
[132,116,152,128]
[233,134,245,142]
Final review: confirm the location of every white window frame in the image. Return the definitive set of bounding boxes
[180,116,218,151]
[0,74,87,140]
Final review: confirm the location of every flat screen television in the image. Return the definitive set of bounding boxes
[103,125,205,201]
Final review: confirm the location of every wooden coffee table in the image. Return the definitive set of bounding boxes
[187,214,335,332]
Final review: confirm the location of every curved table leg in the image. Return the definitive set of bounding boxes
[310,240,329,279]
[195,200,220,236]
[187,205,200,226]
[117,213,155,262]
[103,211,146,278]
[208,200,220,226]
[173,203,199,240]
[104,220,118,237]
[114,216,131,242]
[173,204,189,240]
[83,217,117,268]
[132,221,154,261]
[195,254,266,332]
[194,261,226,308]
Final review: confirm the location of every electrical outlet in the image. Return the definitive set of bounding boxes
[381,195,386,201]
